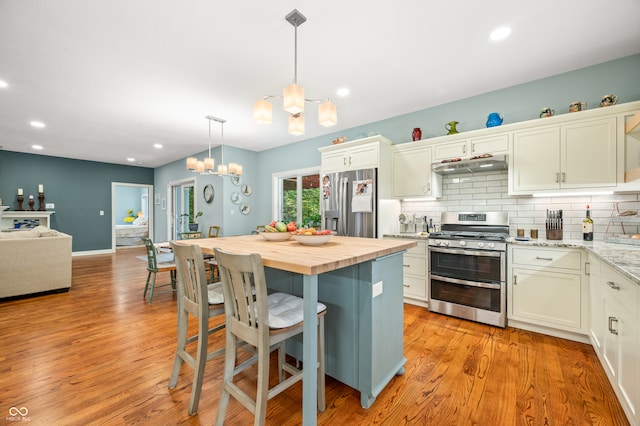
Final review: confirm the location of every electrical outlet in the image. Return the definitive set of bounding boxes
[46,203,55,209]
[99,210,104,216]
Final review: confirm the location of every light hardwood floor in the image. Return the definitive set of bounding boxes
[0,248,629,425]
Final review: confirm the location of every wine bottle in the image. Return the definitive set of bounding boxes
[583,205,594,241]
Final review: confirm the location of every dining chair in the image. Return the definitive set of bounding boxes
[142,238,177,303]
[208,225,221,238]
[213,248,327,426]
[168,241,227,415]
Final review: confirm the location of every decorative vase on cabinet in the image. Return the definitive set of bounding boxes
[486,113,503,127]
[412,128,422,141]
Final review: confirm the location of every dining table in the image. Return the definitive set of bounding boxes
[179,234,416,425]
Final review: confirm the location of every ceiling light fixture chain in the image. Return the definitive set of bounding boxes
[185,115,242,177]
[253,9,337,136]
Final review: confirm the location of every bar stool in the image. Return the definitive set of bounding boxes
[214,248,326,425]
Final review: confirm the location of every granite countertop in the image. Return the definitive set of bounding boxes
[383,232,430,241]
[508,237,640,286]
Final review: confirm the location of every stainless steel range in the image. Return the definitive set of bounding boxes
[428,212,508,327]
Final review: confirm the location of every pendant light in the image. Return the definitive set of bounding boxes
[186,115,242,176]
[253,9,337,136]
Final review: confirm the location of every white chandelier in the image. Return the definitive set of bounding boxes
[253,9,337,136]
[186,115,242,176]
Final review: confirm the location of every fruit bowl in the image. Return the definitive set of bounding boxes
[292,233,333,246]
[259,232,292,241]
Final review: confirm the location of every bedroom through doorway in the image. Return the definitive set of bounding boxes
[112,182,154,250]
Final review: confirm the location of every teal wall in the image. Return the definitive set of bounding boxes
[0,151,153,251]
[2,54,638,250]
[252,54,640,229]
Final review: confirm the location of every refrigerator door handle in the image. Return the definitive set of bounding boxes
[339,177,348,235]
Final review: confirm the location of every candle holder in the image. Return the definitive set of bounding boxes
[28,197,35,211]
[38,193,45,211]
[17,194,24,211]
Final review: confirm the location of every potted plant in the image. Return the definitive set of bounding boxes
[181,211,203,231]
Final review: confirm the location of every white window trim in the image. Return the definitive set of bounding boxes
[271,166,319,223]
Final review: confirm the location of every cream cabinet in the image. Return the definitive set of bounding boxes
[589,258,639,426]
[320,136,392,173]
[384,237,428,307]
[509,117,617,194]
[508,246,588,335]
[391,145,441,199]
[402,240,428,306]
[433,134,509,161]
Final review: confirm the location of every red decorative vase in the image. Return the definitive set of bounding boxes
[412,127,422,141]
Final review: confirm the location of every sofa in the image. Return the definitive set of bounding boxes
[0,226,72,298]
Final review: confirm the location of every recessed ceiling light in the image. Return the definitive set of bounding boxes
[32,144,43,150]
[0,80,8,88]
[337,87,350,97]
[153,143,163,149]
[490,26,511,41]
[127,157,135,162]
[30,121,46,128]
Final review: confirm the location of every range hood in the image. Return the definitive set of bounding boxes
[431,154,508,175]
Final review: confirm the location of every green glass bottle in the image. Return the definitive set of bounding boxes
[583,205,593,241]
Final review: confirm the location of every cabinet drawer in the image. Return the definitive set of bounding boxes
[403,276,427,299]
[403,254,426,277]
[601,265,639,318]
[511,247,581,271]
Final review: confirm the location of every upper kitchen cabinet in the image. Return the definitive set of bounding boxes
[433,134,509,161]
[509,117,617,195]
[319,135,392,173]
[391,144,441,199]
[622,110,640,185]
[319,135,394,198]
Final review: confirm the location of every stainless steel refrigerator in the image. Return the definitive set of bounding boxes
[321,168,377,238]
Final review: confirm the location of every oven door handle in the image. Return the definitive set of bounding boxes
[429,246,502,258]
[430,274,502,290]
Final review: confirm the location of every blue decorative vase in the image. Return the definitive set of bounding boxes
[486,113,503,127]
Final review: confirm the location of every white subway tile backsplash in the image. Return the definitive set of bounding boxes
[400,170,640,240]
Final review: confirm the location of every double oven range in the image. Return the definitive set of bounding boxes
[428,212,508,328]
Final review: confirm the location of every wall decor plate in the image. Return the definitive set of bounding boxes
[240,203,250,215]
[231,175,242,186]
[203,184,214,203]
[231,192,243,204]
[241,184,252,196]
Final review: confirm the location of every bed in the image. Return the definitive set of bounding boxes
[116,219,149,246]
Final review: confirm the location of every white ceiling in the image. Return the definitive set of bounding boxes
[1,1,639,168]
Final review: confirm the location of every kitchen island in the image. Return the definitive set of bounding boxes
[180,234,416,425]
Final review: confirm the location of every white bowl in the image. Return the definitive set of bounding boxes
[260,232,292,241]
[292,233,333,246]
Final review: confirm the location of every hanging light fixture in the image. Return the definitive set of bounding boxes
[186,115,242,176]
[253,9,337,136]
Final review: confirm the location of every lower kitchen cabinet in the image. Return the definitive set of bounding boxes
[507,246,588,336]
[589,257,639,425]
[402,241,428,306]
[384,237,428,307]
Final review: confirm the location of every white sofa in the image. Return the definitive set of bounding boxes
[0,226,72,298]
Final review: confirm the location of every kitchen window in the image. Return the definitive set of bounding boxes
[272,167,321,227]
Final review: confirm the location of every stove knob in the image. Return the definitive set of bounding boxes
[488,242,495,249]
[443,240,450,247]
[459,241,466,247]
[477,242,485,248]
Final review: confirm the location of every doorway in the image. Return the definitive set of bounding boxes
[167,177,197,240]
[111,182,153,250]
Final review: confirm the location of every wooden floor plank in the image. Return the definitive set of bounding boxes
[0,248,630,425]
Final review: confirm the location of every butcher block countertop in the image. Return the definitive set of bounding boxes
[178,234,417,276]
